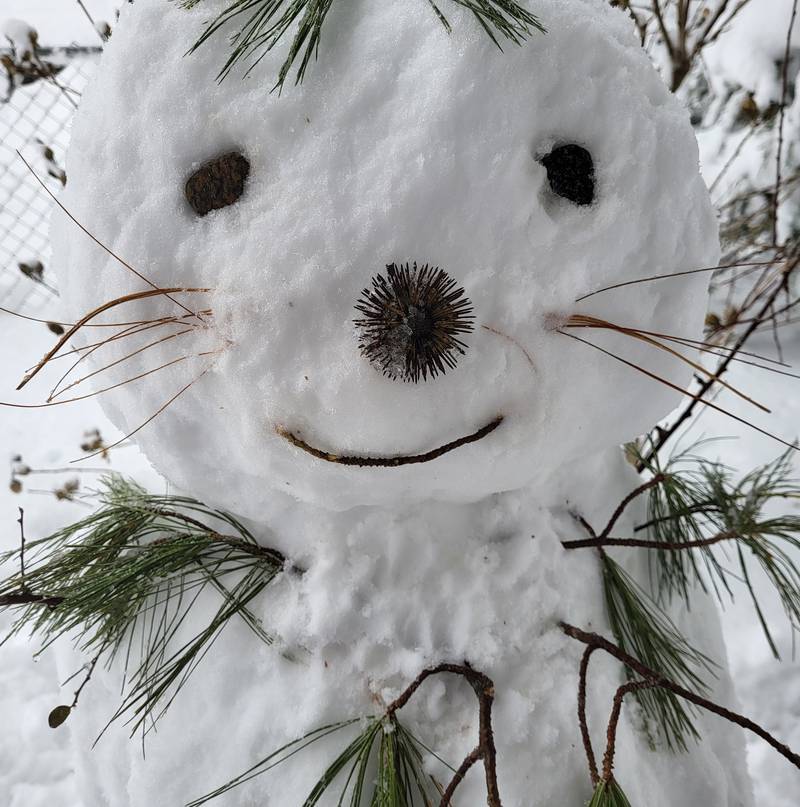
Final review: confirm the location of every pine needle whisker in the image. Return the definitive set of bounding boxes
[574,259,790,303]
[49,327,196,401]
[17,151,207,323]
[563,314,770,413]
[558,330,797,452]
[17,287,210,391]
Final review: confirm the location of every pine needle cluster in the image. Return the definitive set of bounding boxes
[187,715,447,806]
[0,476,288,736]
[639,445,800,658]
[601,554,715,751]
[586,778,633,807]
[180,0,545,89]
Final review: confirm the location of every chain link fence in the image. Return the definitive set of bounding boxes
[1,46,100,315]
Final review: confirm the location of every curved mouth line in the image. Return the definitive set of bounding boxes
[276,416,504,468]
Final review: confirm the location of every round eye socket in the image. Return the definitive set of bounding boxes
[540,144,595,206]
[185,151,250,216]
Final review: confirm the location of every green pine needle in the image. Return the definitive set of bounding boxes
[0,476,287,737]
[586,779,633,807]
[181,0,546,90]
[186,715,448,806]
[601,554,716,751]
[638,444,800,658]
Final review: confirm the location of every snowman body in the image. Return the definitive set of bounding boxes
[51,0,753,804]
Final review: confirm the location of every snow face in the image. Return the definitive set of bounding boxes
[51,0,718,516]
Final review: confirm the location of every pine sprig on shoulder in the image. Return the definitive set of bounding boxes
[601,554,716,751]
[181,0,546,89]
[0,476,290,736]
[638,445,800,657]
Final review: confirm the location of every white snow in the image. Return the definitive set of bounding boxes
[2,19,36,54]
[1,0,797,806]
[51,0,717,516]
[1,1,118,47]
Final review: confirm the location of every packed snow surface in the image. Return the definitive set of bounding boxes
[51,0,717,515]
[28,0,764,805]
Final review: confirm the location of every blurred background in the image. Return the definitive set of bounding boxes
[0,1,798,805]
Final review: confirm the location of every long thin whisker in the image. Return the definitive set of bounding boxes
[559,330,797,452]
[17,287,209,391]
[72,367,213,463]
[565,315,770,413]
[18,152,205,324]
[29,317,192,370]
[481,324,536,370]
[644,334,800,379]
[575,260,788,302]
[45,319,182,395]
[618,327,791,368]
[50,328,196,401]
[3,356,193,408]
[0,305,200,329]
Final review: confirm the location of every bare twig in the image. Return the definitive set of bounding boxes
[562,528,739,551]
[772,0,799,245]
[386,662,502,807]
[561,622,800,775]
[579,645,601,785]
[276,416,504,468]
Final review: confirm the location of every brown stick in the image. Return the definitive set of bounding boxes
[562,528,740,551]
[277,416,503,468]
[578,645,600,785]
[386,662,502,807]
[772,0,799,245]
[0,592,64,608]
[601,680,659,783]
[598,475,666,539]
[561,622,800,772]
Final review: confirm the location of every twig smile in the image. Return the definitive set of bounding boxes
[276,415,504,467]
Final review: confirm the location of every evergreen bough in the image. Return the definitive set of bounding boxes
[179,0,546,89]
[0,476,289,737]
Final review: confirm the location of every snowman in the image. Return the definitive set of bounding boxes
[45,0,757,804]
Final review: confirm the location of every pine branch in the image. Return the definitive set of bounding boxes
[0,476,290,736]
[561,622,800,774]
[182,0,545,90]
[600,553,715,751]
[637,445,800,658]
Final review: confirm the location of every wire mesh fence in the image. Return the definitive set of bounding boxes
[0,47,100,315]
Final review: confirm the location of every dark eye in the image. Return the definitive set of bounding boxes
[185,151,250,216]
[540,144,595,206]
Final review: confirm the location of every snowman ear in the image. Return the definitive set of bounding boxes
[539,144,595,206]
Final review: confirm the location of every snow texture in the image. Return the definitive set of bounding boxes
[38,0,760,805]
[51,0,718,516]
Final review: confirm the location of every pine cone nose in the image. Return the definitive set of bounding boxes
[353,262,475,383]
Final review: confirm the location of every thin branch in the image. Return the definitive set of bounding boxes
[562,528,739,551]
[639,258,799,467]
[276,416,503,468]
[772,0,799,245]
[386,662,502,807]
[561,622,800,772]
[601,680,658,783]
[579,645,600,785]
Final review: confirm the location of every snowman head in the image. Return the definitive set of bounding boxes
[51,0,717,515]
